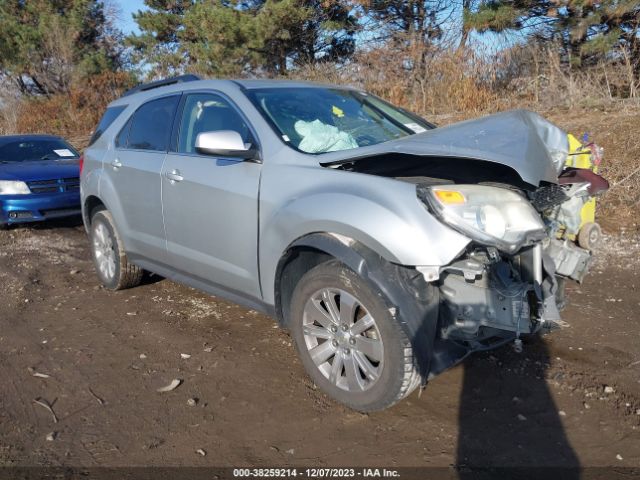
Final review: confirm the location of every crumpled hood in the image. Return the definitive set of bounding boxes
[320,109,569,187]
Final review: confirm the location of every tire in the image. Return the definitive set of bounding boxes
[577,222,602,251]
[89,209,143,290]
[289,260,421,412]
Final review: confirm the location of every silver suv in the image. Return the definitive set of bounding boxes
[81,75,607,411]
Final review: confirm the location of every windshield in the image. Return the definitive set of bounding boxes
[0,138,80,163]
[247,88,433,154]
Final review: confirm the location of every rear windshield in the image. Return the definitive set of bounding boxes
[89,105,127,146]
[0,138,80,163]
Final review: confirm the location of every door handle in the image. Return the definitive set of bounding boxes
[164,169,184,183]
[111,159,122,170]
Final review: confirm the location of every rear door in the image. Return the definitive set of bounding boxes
[109,94,180,262]
[161,92,262,298]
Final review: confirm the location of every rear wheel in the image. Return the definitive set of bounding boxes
[90,210,143,290]
[289,261,420,412]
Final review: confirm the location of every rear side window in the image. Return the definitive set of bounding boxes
[89,106,127,146]
[126,96,180,151]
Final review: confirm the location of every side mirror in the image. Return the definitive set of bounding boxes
[195,130,261,162]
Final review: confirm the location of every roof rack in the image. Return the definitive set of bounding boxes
[122,74,201,97]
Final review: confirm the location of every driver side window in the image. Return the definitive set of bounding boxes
[178,93,252,154]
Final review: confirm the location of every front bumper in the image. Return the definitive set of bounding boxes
[435,244,561,346]
[422,243,562,378]
[0,191,81,225]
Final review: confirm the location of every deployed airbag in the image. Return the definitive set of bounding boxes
[295,119,358,153]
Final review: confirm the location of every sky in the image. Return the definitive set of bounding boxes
[116,0,146,35]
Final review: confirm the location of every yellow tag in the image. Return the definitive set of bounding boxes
[332,105,344,118]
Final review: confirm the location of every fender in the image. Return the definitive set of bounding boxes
[277,232,441,381]
[258,181,471,306]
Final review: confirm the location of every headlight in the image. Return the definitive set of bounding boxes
[0,180,30,195]
[417,184,546,253]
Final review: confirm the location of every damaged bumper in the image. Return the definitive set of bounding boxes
[420,232,595,378]
[410,160,607,379]
[418,241,577,378]
[435,244,559,344]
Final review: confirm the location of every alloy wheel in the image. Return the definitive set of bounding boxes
[302,288,384,392]
[93,222,116,280]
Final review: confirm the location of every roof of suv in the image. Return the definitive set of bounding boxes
[233,79,355,90]
[110,78,358,107]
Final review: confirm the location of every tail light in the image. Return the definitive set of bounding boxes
[79,154,84,176]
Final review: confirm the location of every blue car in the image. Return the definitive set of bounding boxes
[0,135,81,229]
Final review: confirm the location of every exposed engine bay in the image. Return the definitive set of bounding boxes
[436,246,548,347]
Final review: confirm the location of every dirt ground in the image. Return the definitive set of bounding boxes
[0,218,638,473]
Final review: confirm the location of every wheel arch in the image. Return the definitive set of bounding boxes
[83,195,107,228]
[274,232,441,381]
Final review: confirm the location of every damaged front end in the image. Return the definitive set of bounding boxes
[320,109,608,378]
[413,184,564,373]
[533,167,609,286]
[436,245,553,348]
[415,162,608,375]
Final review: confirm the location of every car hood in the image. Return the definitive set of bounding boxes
[0,159,79,182]
[320,109,569,187]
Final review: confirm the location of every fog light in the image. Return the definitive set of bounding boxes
[8,211,33,219]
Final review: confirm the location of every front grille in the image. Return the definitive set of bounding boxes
[41,207,81,218]
[27,177,80,194]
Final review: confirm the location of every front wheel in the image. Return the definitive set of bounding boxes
[289,261,421,412]
[90,210,143,290]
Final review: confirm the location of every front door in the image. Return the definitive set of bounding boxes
[161,92,262,298]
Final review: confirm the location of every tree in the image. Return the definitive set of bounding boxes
[254,0,358,72]
[464,0,640,67]
[127,0,195,77]
[356,0,451,47]
[0,0,124,95]
[126,0,358,78]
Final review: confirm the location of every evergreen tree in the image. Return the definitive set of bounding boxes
[0,0,124,94]
[464,0,640,66]
[126,0,358,78]
[362,0,448,46]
